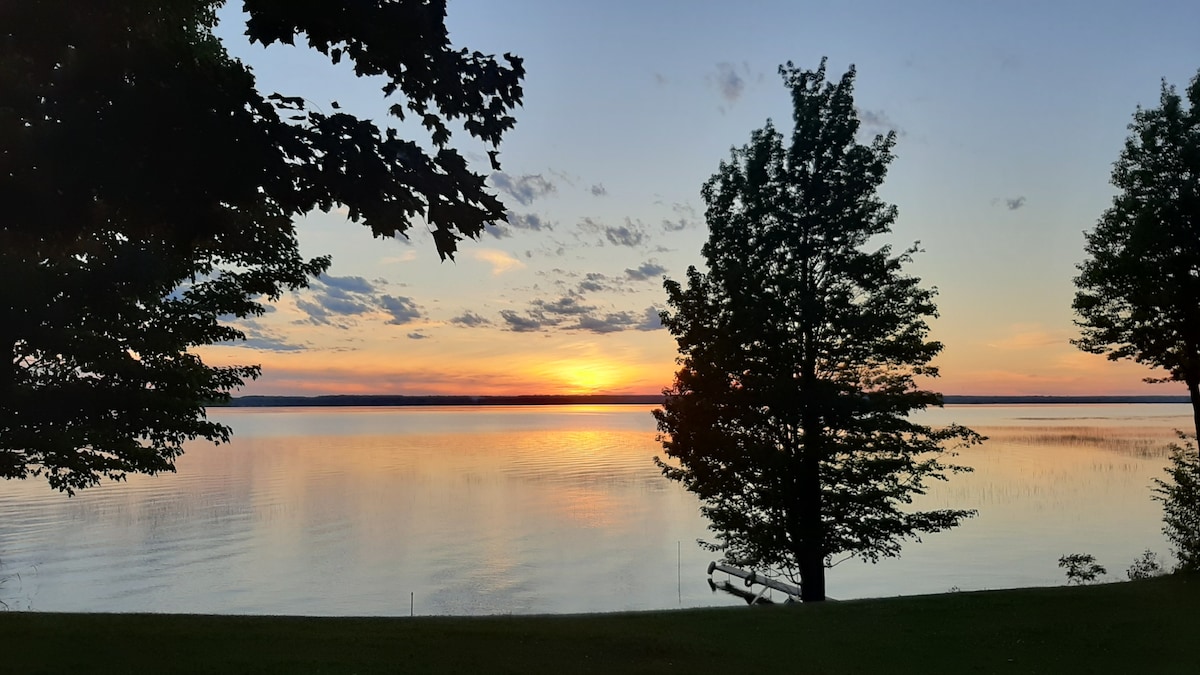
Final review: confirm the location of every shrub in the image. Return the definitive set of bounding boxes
[1126,550,1164,580]
[1058,553,1106,585]
[1153,440,1200,572]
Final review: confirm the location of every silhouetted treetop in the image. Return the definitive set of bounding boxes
[1,0,524,493]
[655,58,979,602]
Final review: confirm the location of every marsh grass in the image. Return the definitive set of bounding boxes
[1,574,1195,674]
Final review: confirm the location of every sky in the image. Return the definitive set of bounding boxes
[201,0,1200,397]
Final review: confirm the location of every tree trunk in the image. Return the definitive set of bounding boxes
[798,410,826,602]
[1188,377,1200,443]
[797,459,826,603]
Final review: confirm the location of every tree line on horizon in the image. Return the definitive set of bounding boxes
[3,1,1198,602]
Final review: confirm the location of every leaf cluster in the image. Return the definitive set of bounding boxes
[0,0,522,492]
[1073,71,1200,385]
[1153,439,1200,572]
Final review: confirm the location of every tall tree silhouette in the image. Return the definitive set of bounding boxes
[1074,69,1200,571]
[655,59,979,602]
[1074,70,1200,437]
[0,0,523,493]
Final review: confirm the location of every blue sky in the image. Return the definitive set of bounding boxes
[202,0,1200,396]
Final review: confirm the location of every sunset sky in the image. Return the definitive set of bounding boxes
[202,0,1200,397]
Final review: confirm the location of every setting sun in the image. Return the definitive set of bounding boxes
[555,362,623,393]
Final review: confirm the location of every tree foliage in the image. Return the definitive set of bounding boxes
[1073,70,1200,436]
[1154,440,1200,572]
[0,0,523,493]
[1072,71,1200,568]
[654,59,979,602]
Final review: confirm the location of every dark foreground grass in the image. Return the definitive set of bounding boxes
[3,575,1196,674]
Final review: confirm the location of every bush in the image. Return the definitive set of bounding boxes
[1058,553,1106,585]
[1154,440,1200,572]
[1126,550,1164,580]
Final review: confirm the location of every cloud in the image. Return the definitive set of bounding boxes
[379,295,422,325]
[231,319,308,351]
[472,249,526,275]
[407,332,429,340]
[605,220,647,247]
[293,276,382,327]
[498,295,666,334]
[490,172,557,206]
[239,334,308,351]
[712,62,746,103]
[986,324,1068,350]
[579,217,648,248]
[483,222,512,239]
[574,306,665,334]
[380,250,419,264]
[637,306,664,331]
[991,196,1027,211]
[625,261,667,281]
[662,202,700,232]
[450,311,491,327]
[507,211,552,232]
[590,183,607,197]
[318,275,375,294]
[856,108,906,137]
[653,73,668,86]
[532,296,596,317]
[577,272,614,293]
[499,309,549,332]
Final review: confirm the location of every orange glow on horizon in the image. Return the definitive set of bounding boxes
[198,332,1174,399]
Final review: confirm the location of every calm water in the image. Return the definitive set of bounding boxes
[0,404,1187,614]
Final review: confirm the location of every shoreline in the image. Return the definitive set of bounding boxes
[216,393,1192,408]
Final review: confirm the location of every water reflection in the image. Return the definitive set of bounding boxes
[0,404,1189,614]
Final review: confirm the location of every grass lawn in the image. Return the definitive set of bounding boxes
[2,574,1195,674]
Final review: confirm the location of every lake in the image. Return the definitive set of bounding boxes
[0,404,1187,615]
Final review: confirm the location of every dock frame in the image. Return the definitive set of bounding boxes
[706,561,802,604]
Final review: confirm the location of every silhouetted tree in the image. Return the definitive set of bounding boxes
[1073,71,1200,437]
[0,0,523,493]
[1154,441,1200,571]
[1073,71,1200,570]
[654,59,979,602]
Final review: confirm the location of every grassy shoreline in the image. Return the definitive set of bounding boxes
[3,575,1195,674]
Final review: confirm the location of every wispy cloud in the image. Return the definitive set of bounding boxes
[857,108,906,137]
[380,250,418,264]
[507,211,552,231]
[577,272,615,293]
[712,62,747,103]
[580,217,648,248]
[662,202,699,232]
[472,249,526,275]
[605,220,647,247]
[450,311,492,327]
[380,295,422,325]
[498,295,665,334]
[575,306,664,334]
[319,275,375,294]
[590,183,608,197]
[625,261,667,281]
[294,275,379,328]
[499,309,547,332]
[991,196,1028,211]
[290,275,424,329]
[490,172,557,206]
[231,319,309,352]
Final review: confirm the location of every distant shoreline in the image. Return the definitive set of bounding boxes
[217,394,1191,407]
